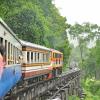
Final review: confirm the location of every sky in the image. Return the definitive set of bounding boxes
[54,0,100,25]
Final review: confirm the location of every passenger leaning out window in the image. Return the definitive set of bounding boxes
[0,45,5,79]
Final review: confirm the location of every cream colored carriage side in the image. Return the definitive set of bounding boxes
[20,40,52,83]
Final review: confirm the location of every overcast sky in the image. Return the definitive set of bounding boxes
[54,0,100,25]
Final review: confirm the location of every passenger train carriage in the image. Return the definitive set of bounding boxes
[0,18,22,97]
[21,40,52,80]
[0,18,63,98]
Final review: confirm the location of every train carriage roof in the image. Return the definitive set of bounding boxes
[0,18,21,44]
[20,40,51,51]
[50,49,63,54]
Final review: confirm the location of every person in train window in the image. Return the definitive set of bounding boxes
[18,55,22,64]
[0,45,5,79]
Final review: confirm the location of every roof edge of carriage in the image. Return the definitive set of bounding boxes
[20,40,63,54]
[0,18,21,44]
[50,49,63,54]
[20,40,51,51]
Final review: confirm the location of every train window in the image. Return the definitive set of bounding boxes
[5,40,7,64]
[43,54,45,62]
[14,47,16,63]
[59,54,61,58]
[32,52,35,63]
[39,53,41,62]
[53,53,55,58]
[31,52,33,63]
[35,52,36,62]
[57,54,58,58]
[13,46,15,64]
[8,42,10,64]
[40,53,42,62]
[37,52,39,62]
[13,46,16,64]
[11,44,13,64]
[16,48,18,63]
[44,54,46,62]
[12,45,14,64]
[55,54,57,58]
[15,47,17,64]
[45,54,47,62]
[17,48,19,64]
[41,53,43,62]
[43,53,44,62]
[27,52,29,63]
[56,59,57,64]
[46,53,49,62]
[12,46,13,64]
[59,59,60,64]
[47,54,49,62]
[0,37,3,45]
[18,50,21,64]
[42,53,44,62]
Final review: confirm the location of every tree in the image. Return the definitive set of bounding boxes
[67,23,100,68]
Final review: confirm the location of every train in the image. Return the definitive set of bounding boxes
[0,18,63,98]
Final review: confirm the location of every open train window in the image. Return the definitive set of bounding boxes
[13,46,16,64]
[43,54,45,62]
[45,54,47,62]
[53,53,55,58]
[37,52,39,62]
[27,52,29,63]
[56,59,57,64]
[35,52,36,62]
[5,40,7,63]
[11,44,13,64]
[13,46,14,64]
[31,52,33,63]
[59,59,60,64]
[15,47,17,64]
[46,53,49,62]
[8,42,10,64]
[40,53,42,62]
[17,48,19,64]
[0,37,3,45]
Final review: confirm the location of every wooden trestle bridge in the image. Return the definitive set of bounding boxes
[5,68,85,100]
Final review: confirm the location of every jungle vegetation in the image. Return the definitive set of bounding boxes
[68,23,100,99]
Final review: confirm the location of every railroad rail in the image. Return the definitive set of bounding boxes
[4,68,81,100]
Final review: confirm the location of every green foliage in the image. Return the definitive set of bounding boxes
[69,95,79,100]
[82,79,100,100]
[84,40,100,79]
[68,23,100,69]
[68,23,100,99]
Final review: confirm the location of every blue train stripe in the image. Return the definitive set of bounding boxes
[0,64,21,97]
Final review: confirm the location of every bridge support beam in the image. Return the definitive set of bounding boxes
[65,88,69,100]
[60,91,66,100]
